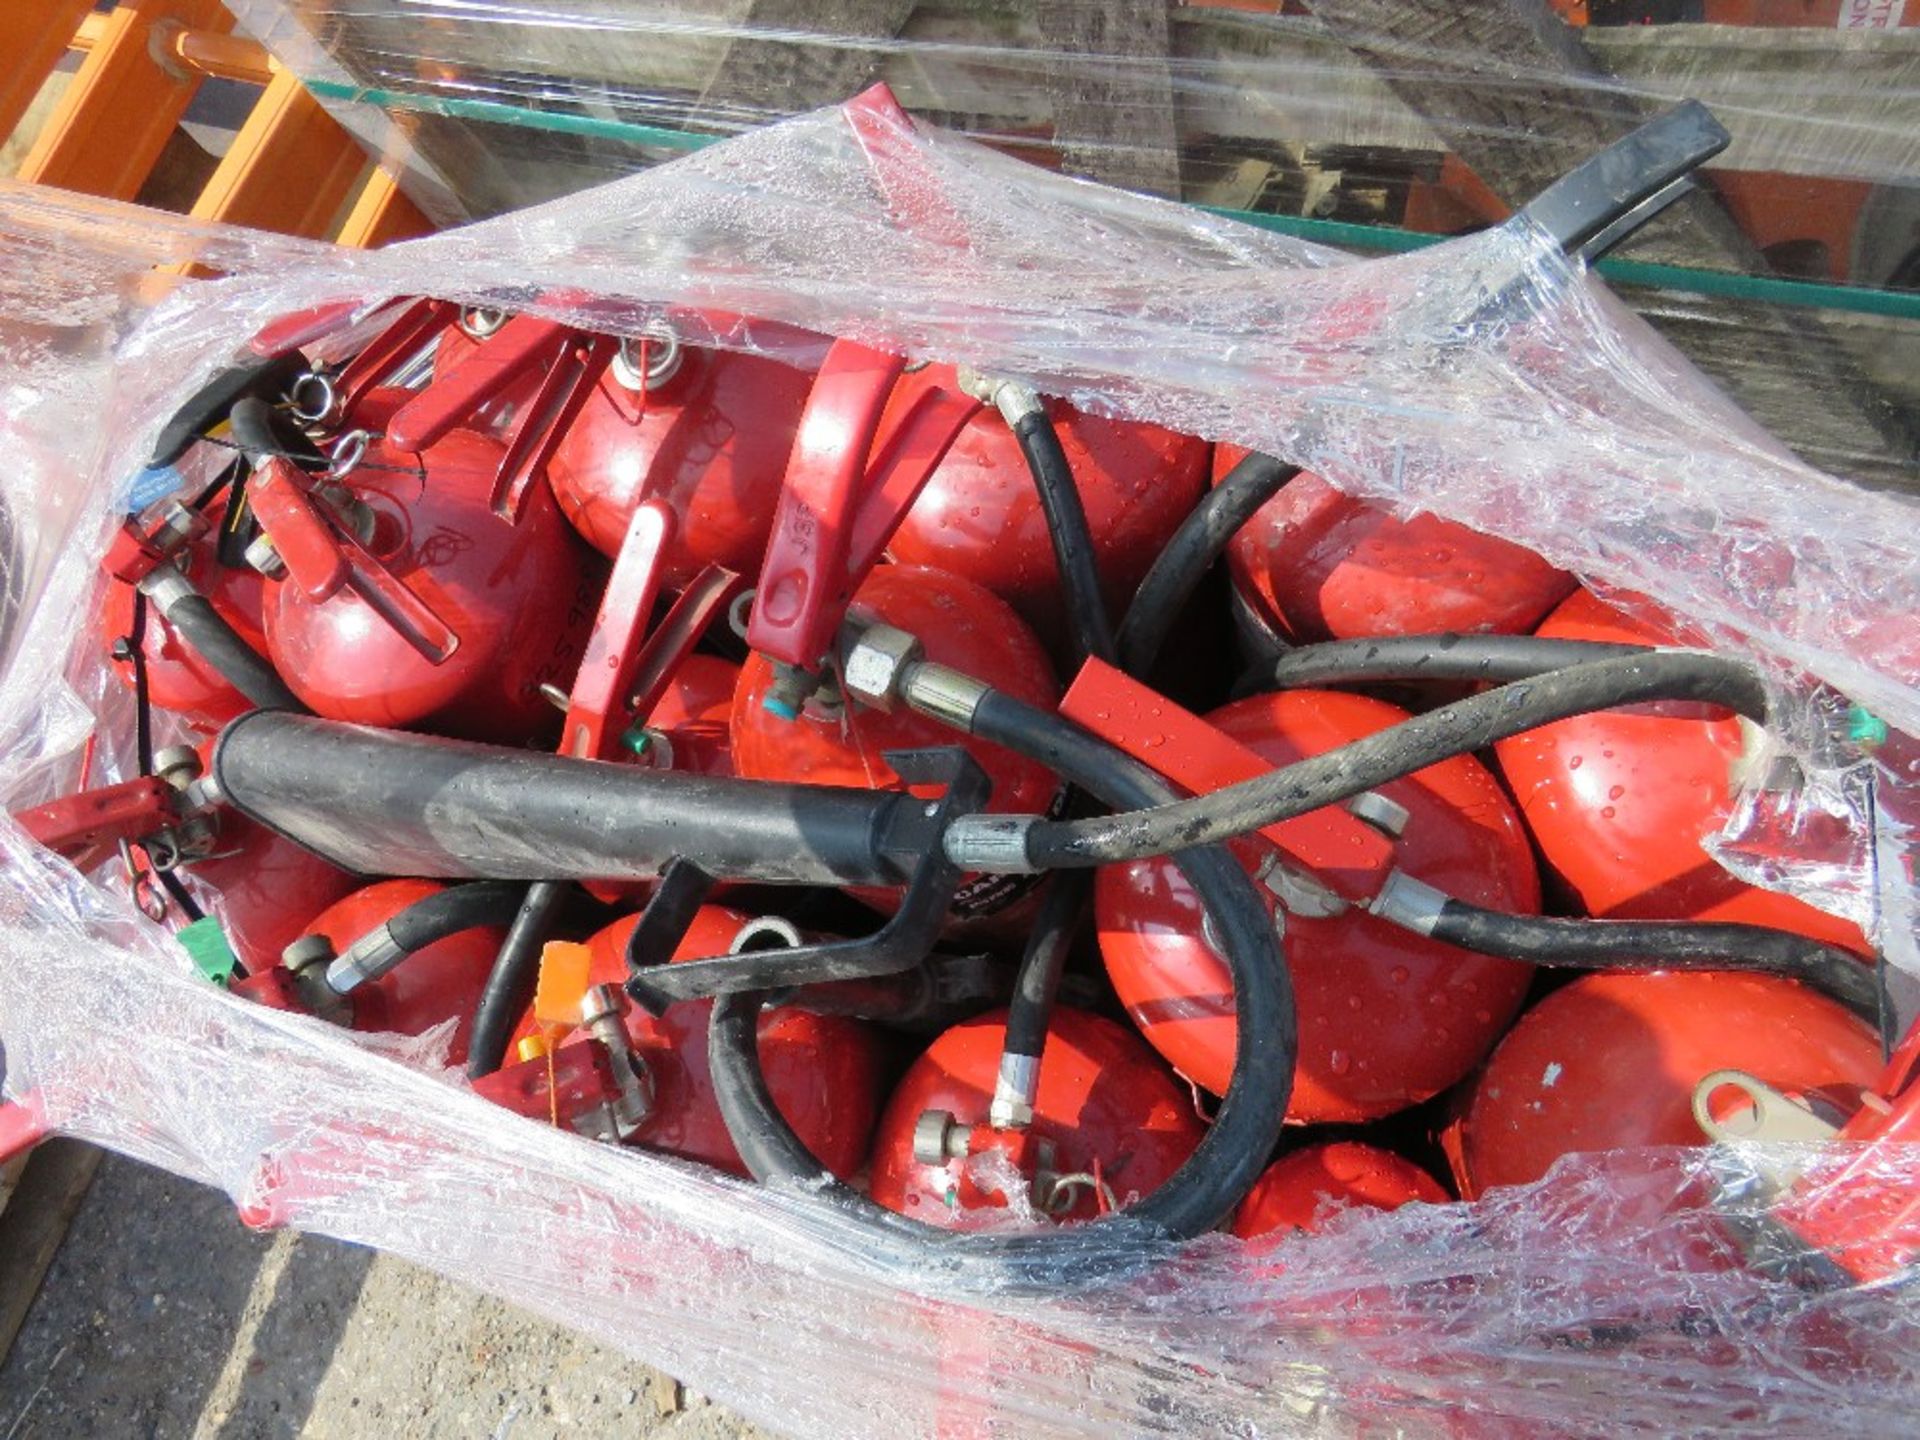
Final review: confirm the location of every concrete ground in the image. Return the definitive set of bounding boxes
[0,1149,759,1440]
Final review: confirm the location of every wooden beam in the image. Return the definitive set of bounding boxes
[1304,0,1920,489]
[189,69,366,237]
[0,1140,103,1370]
[18,0,233,200]
[690,0,918,130]
[336,165,436,248]
[0,0,95,147]
[1035,2,1184,198]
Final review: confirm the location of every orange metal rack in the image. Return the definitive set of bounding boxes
[4,0,432,249]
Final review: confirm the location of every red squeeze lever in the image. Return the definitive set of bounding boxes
[1059,658,1396,904]
[562,500,744,762]
[313,297,459,427]
[748,342,982,689]
[386,315,617,523]
[247,456,460,664]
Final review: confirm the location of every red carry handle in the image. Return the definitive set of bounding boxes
[749,341,909,669]
[749,346,984,672]
[249,456,460,664]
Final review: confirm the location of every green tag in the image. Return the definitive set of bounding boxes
[619,726,653,759]
[1848,706,1888,750]
[178,917,239,987]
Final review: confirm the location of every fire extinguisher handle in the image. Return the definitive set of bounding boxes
[1519,99,1731,259]
[623,748,992,1013]
[246,459,351,602]
[386,315,570,454]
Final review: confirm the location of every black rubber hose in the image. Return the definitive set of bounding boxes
[706,686,1293,1291]
[1261,633,1651,691]
[1426,899,1881,1021]
[151,588,304,712]
[1011,409,1116,665]
[1116,451,1298,674]
[227,395,326,469]
[326,880,526,993]
[1014,651,1769,870]
[384,881,526,954]
[1001,870,1087,1065]
[467,880,569,1079]
[150,352,310,468]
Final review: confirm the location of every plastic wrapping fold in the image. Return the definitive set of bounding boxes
[224,0,1920,529]
[0,94,1917,1433]
[228,1,1920,200]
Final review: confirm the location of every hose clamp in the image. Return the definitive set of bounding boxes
[942,814,1037,874]
[954,364,1044,426]
[988,1052,1041,1130]
[1347,791,1411,840]
[900,661,989,733]
[581,983,655,1137]
[1368,871,1449,936]
[136,565,197,618]
[325,925,406,994]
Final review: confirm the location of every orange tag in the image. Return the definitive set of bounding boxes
[533,940,594,1031]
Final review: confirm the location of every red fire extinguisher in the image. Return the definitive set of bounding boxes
[1233,1142,1448,1240]
[101,492,268,732]
[545,335,818,588]
[731,563,1063,927]
[1493,587,1871,953]
[1087,682,1539,1122]
[251,413,601,742]
[867,1006,1203,1226]
[1219,444,1576,644]
[887,363,1209,648]
[237,878,517,1066]
[1442,969,1882,1197]
[486,905,888,1179]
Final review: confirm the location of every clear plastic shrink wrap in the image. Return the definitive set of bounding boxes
[0,89,1916,1436]
[227,0,1920,494]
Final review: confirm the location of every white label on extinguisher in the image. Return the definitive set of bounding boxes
[1839,0,1905,29]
